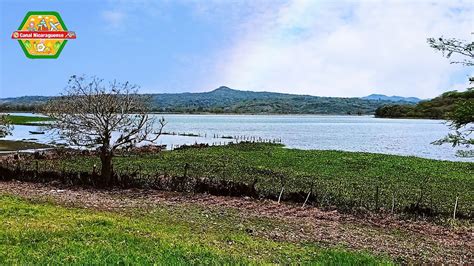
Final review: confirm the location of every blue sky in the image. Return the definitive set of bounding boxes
[0,0,472,98]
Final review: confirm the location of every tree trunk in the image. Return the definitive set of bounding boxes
[100,152,113,186]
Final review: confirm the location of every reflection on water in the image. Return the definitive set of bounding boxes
[5,113,472,162]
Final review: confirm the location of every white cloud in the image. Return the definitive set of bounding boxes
[101,10,126,29]
[211,0,473,98]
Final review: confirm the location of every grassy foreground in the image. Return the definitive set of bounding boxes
[51,143,474,217]
[0,195,390,264]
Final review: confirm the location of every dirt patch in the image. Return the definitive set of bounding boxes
[0,180,472,264]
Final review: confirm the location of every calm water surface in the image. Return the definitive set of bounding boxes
[6,113,471,162]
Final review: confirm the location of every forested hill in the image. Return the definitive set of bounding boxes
[375,88,474,119]
[1,86,415,115]
[362,94,422,103]
[146,87,404,114]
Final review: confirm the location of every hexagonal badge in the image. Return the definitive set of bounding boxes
[11,11,76,59]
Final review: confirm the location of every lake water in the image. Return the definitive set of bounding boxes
[5,113,471,162]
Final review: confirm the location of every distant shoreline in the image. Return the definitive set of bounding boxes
[4,110,376,117]
[4,111,448,120]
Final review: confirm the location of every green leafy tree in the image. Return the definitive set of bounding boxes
[427,37,474,66]
[428,36,473,157]
[432,97,473,157]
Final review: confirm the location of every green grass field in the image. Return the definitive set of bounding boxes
[42,143,474,217]
[4,115,53,126]
[0,195,391,264]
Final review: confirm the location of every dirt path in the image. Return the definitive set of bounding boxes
[0,180,472,264]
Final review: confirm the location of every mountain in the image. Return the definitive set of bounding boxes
[362,94,422,103]
[0,86,417,115]
[375,88,473,119]
[147,87,418,114]
[0,96,51,104]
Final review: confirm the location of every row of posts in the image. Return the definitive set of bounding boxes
[3,156,463,220]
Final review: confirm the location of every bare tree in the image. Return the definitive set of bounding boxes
[0,115,13,138]
[44,75,166,184]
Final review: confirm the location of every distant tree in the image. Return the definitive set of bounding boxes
[0,115,13,138]
[44,75,166,184]
[375,104,416,118]
[428,36,473,157]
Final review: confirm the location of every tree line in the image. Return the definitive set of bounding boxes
[375,88,473,119]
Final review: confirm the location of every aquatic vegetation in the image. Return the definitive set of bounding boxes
[14,143,473,218]
[6,115,53,126]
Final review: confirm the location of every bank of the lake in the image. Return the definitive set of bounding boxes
[0,140,51,152]
[5,113,471,161]
[10,143,472,218]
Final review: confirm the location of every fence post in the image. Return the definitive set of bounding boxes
[391,193,395,213]
[453,196,459,220]
[375,185,379,211]
[278,187,284,204]
[302,190,311,208]
[277,174,285,204]
[302,181,314,208]
[184,163,189,179]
